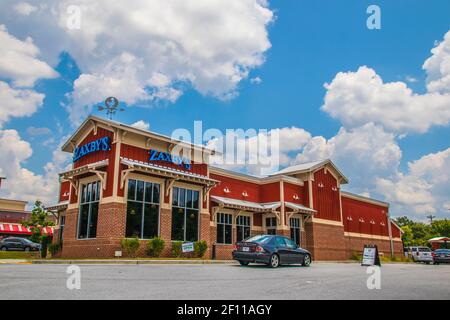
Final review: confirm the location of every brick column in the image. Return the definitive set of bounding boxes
[200,212,211,258]
[160,208,172,256]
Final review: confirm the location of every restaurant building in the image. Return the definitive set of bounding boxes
[49,116,403,260]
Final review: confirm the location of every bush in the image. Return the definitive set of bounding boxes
[48,242,62,256]
[146,237,165,257]
[171,241,183,258]
[120,237,140,258]
[194,240,208,258]
[350,251,361,261]
[40,235,50,258]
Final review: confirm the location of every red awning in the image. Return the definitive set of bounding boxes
[0,223,53,236]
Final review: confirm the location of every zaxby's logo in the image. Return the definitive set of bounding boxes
[73,136,111,162]
[149,149,191,170]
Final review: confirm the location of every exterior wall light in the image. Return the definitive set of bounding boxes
[242,191,249,197]
[223,187,230,193]
[293,194,299,200]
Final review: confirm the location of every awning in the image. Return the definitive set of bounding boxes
[59,159,109,193]
[428,237,450,243]
[285,202,317,214]
[0,223,53,236]
[211,196,280,212]
[46,201,69,211]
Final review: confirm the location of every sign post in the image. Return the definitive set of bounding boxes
[361,244,381,266]
[182,242,194,254]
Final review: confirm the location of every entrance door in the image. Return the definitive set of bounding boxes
[290,218,301,246]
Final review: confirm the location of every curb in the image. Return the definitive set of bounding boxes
[31,259,236,265]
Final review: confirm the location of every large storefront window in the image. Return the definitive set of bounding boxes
[77,181,100,239]
[172,187,199,241]
[217,213,232,244]
[126,179,160,239]
[290,217,301,245]
[266,217,277,235]
[236,216,251,242]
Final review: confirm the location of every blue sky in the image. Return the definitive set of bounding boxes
[0,0,449,219]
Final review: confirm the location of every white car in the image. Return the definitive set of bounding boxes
[409,246,433,264]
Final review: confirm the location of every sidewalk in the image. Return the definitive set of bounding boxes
[31,259,236,265]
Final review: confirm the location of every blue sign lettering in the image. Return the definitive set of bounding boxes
[149,149,191,170]
[73,136,111,162]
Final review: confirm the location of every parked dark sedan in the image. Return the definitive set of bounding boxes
[232,234,311,268]
[0,237,41,252]
[432,249,450,264]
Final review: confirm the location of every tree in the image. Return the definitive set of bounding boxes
[394,216,414,227]
[22,200,54,258]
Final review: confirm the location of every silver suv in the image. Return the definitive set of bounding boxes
[408,246,433,264]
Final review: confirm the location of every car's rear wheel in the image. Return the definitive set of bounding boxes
[302,254,311,267]
[238,260,249,266]
[1,247,7,251]
[269,254,279,268]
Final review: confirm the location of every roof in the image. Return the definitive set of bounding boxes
[285,202,317,214]
[269,159,349,183]
[62,115,216,155]
[45,201,69,212]
[428,237,450,242]
[121,158,219,186]
[211,196,280,212]
[341,191,389,208]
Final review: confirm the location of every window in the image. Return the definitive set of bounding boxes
[59,215,65,243]
[274,236,286,247]
[217,213,232,244]
[266,217,277,235]
[290,218,301,245]
[172,187,200,241]
[236,216,251,242]
[77,181,100,239]
[126,179,160,239]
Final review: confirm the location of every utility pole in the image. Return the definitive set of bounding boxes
[426,214,436,224]
[0,177,5,190]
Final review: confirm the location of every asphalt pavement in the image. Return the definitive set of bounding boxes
[0,262,448,299]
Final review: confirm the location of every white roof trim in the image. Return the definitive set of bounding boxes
[211,195,281,212]
[121,158,219,186]
[285,202,317,214]
[46,201,69,211]
[59,160,109,178]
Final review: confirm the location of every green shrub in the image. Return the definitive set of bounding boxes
[350,251,361,261]
[146,237,165,257]
[194,240,208,258]
[171,241,183,257]
[48,242,62,256]
[120,237,140,258]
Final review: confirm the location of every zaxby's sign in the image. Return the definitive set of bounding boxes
[149,149,191,170]
[73,136,111,162]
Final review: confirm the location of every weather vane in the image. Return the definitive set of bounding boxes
[97,97,124,120]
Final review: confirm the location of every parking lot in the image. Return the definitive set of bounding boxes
[0,262,449,300]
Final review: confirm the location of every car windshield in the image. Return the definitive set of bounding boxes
[22,238,33,244]
[418,247,431,252]
[244,235,272,244]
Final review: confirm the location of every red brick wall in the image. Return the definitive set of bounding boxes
[344,235,403,258]
[306,222,347,260]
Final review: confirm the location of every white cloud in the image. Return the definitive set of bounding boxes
[0,130,71,206]
[250,76,262,84]
[14,2,38,16]
[0,1,274,123]
[26,126,52,136]
[321,66,450,134]
[376,148,450,218]
[131,120,150,131]
[0,25,57,87]
[294,123,402,195]
[423,30,450,94]
[0,81,44,127]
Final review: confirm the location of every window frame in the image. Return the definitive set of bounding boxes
[236,215,251,242]
[125,178,161,239]
[171,186,200,242]
[216,213,233,245]
[77,180,101,239]
[289,217,301,246]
